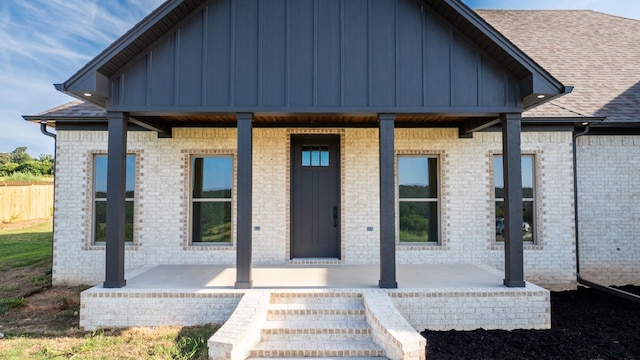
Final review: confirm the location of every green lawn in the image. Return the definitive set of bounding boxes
[0,220,217,359]
[0,221,53,270]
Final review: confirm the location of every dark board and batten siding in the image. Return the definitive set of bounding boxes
[109,0,520,114]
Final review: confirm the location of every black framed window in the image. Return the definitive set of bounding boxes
[494,155,535,242]
[191,156,233,243]
[93,155,136,243]
[302,146,329,167]
[398,156,439,243]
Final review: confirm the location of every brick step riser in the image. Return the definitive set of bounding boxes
[266,313,366,321]
[261,332,372,342]
[269,297,364,305]
[250,348,386,358]
[267,308,365,315]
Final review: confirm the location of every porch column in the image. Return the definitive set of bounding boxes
[104,112,128,288]
[501,113,526,287]
[379,114,398,289]
[235,113,253,289]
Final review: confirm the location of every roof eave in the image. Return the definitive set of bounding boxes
[445,0,568,101]
[57,0,185,105]
[22,115,108,126]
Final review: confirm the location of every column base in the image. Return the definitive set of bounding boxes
[379,280,398,289]
[503,279,526,287]
[103,280,127,288]
[235,280,253,289]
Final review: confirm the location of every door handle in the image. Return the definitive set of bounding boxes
[333,206,338,228]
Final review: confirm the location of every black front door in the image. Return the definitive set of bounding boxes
[291,135,340,258]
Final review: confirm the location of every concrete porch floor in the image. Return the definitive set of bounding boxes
[124,263,507,289]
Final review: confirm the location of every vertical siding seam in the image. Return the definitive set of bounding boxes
[174,29,181,106]
[119,74,125,105]
[285,0,291,107]
[422,6,428,107]
[477,52,482,107]
[258,0,264,107]
[146,52,152,106]
[367,0,372,107]
[394,0,399,107]
[229,0,236,107]
[202,7,208,106]
[313,0,318,107]
[504,74,509,107]
[449,30,454,107]
[340,0,345,107]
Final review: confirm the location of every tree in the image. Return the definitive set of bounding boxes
[10,147,32,164]
[38,154,54,163]
[0,162,19,176]
[16,161,50,176]
[0,153,10,165]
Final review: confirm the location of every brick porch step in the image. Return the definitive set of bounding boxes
[262,319,372,341]
[250,292,386,358]
[250,340,386,358]
[266,302,366,321]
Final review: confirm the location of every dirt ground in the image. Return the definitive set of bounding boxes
[424,285,640,359]
[0,284,85,337]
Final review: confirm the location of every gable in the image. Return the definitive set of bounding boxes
[59,0,568,115]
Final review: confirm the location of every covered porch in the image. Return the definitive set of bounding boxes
[80,263,550,332]
[50,0,571,294]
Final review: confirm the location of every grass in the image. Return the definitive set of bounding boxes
[0,221,52,270]
[0,324,218,360]
[0,219,219,359]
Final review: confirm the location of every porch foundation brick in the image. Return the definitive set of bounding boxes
[363,290,427,360]
[79,287,242,330]
[388,283,551,331]
[208,290,270,360]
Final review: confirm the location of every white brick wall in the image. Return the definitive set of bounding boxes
[53,128,577,290]
[80,288,242,330]
[390,285,550,331]
[576,135,640,286]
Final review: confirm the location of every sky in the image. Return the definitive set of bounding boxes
[1,0,640,157]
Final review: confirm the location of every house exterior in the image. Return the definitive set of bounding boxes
[24,0,640,295]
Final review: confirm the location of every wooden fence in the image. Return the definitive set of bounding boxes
[0,182,54,223]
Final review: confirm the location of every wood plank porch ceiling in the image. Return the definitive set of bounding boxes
[136,114,491,128]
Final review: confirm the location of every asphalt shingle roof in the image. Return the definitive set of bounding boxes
[477,10,640,122]
[34,99,105,118]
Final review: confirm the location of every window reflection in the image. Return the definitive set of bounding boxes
[398,156,439,243]
[191,156,233,243]
[93,155,136,243]
[494,155,535,242]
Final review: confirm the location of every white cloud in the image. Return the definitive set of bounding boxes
[0,0,163,156]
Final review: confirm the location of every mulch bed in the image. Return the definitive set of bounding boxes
[423,286,640,359]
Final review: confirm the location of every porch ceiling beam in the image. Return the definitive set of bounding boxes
[501,113,526,288]
[128,116,172,138]
[104,112,128,288]
[235,113,253,289]
[379,113,398,289]
[458,118,501,138]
